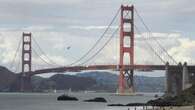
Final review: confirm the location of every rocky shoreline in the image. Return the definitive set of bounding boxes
[108,85,195,108]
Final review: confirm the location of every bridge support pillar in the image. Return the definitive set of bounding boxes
[119,5,135,95]
[175,63,183,95]
[21,32,32,92]
[165,62,183,96]
[165,62,172,96]
[125,69,134,93]
[20,74,32,92]
[182,62,192,90]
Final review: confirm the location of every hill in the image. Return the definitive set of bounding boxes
[0,66,165,92]
[76,71,165,92]
[0,66,19,92]
[0,66,97,92]
[32,74,96,92]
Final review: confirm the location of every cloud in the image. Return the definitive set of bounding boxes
[0,24,195,73]
[0,0,84,5]
[0,0,194,76]
[94,32,195,65]
[168,38,195,64]
[69,25,118,30]
[0,34,193,80]
[0,0,194,38]
[22,26,54,32]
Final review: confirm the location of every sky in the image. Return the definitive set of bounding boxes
[0,0,195,77]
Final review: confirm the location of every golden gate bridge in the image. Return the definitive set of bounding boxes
[8,4,195,96]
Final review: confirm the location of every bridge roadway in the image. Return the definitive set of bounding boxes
[20,64,195,76]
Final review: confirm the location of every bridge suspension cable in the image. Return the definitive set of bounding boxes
[32,36,62,67]
[74,6,134,66]
[70,7,132,66]
[134,8,177,65]
[78,26,119,65]
[15,54,21,73]
[32,47,56,67]
[135,25,166,64]
[68,8,121,66]
[10,38,22,72]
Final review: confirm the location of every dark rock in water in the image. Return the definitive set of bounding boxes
[126,103,146,106]
[108,104,125,106]
[108,103,146,106]
[57,95,78,101]
[84,97,107,103]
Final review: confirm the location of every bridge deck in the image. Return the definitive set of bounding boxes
[22,64,195,75]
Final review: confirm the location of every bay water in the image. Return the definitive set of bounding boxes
[0,92,160,110]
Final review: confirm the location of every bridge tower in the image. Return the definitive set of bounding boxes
[119,5,134,94]
[21,32,32,92]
